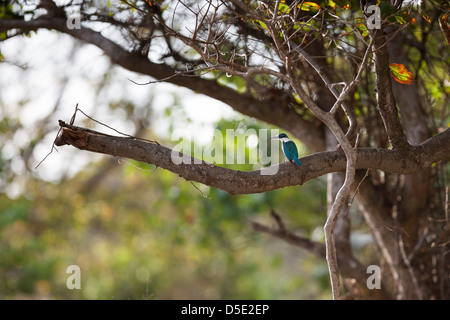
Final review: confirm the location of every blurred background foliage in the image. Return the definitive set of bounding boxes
[0,61,332,298]
[1,0,447,300]
[0,118,330,299]
[0,0,417,299]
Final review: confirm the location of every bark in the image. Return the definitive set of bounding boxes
[371,29,409,149]
[387,33,431,252]
[55,120,449,195]
[351,30,438,299]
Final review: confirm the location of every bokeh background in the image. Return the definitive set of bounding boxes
[0,28,335,299]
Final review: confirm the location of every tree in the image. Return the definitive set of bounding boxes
[1,0,448,299]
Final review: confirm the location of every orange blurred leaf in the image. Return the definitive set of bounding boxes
[421,12,431,23]
[298,2,321,12]
[389,63,414,85]
[327,0,336,10]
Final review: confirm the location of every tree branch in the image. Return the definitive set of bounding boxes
[371,29,409,149]
[0,17,325,151]
[251,209,393,299]
[251,209,326,260]
[54,121,449,195]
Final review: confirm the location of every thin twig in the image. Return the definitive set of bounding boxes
[399,233,423,300]
[343,169,370,218]
[34,135,60,170]
[189,181,209,198]
[75,107,159,145]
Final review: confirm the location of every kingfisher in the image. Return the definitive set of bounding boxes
[271,133,302,166]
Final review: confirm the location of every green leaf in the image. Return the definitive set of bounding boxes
[356,18,368,37]
[395,15,406,24]
[327,0,336,10]
[277,3,290,14]
[298,2,321,12]
[254,19,268,30]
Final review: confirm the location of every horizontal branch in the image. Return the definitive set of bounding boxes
[251,209,393,299]
[55,121,450,195]
[251,210,326,260]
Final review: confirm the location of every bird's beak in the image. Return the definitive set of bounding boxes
[270,136,278,140]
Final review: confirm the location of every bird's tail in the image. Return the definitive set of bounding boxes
[294,157,302,166]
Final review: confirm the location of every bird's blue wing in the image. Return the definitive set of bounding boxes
[285,141,301,166]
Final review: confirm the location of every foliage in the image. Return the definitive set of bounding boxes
[0,0,449,299]
[0,107,329,299]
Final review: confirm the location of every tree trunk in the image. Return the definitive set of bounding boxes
[351,31,448,300]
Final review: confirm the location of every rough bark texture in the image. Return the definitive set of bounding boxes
[56,121,449,196]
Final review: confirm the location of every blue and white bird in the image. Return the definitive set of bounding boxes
[271,133,302,166]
